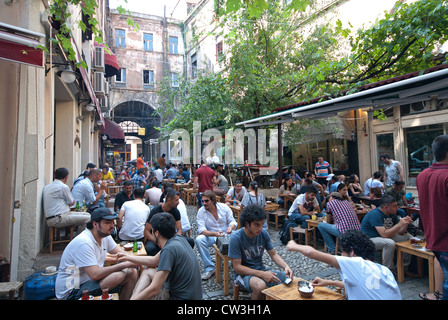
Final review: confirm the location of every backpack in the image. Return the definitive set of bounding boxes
[279,219,298,245]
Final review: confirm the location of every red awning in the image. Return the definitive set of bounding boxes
[0,29,44,67]
[95,42,119,77]
[105,50,119,78]
[99,118,125,143]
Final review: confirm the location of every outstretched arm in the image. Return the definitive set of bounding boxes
[286,241,339,269]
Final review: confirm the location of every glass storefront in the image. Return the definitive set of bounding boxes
[292,138,350,175]
[405,124,443,186]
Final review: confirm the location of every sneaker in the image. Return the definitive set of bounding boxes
[201,270,216,280]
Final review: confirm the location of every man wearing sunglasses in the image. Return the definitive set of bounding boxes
[196,190,237,280]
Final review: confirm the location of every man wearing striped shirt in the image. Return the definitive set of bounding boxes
[318,192,361,254]
[315,157,333,186]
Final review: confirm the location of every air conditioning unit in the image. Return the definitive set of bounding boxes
[94,72,105,97]
[100,96,109,112]
[94,46,105,72]
[104,80,109,96]
[409,101,435,114]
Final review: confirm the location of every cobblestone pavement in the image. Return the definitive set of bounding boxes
[186,205,431,301]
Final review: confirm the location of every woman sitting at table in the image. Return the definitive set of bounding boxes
[364,187,382,209]
[337,183,356,210]
[348,174,363,202]
[240,181,267,230]
[276,177,295,208]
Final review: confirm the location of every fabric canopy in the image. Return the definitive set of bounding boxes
[99,118,125,143]
[95,42,119,77]
[0,25,45,68]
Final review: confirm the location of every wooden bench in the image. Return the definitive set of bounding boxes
[0,281,23,300]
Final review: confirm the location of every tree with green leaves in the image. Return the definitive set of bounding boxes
[157,0,448,139]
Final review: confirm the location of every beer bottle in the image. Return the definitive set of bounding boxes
[133,238,138,253]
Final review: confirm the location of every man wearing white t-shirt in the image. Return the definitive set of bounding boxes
[144,179,163,207]
[287,229,402,300]
[288,185,321,228]
[154,165,164,183]
[55,207,137,300]
[118,187,150,241]
[363,171,384,196]
[225,181,247,205]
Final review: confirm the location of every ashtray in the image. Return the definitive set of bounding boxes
[297,281,314,298]
[412,243,422,248]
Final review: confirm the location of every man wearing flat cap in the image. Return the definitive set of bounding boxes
[55,207,137,300]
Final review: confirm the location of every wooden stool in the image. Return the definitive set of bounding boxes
[290,226,313,246]
[0,281,23,300]
[49,225,74,253]
[213,244,231,295]
[268,211,285,231]
[233,283,251,300]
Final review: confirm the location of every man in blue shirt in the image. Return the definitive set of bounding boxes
[72,169,107,207]
[165,164,177,180]
[361,195,413,273]
[229,204,293,300]
[176,166,190,183]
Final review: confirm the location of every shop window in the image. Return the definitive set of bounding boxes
[406,124,443,186]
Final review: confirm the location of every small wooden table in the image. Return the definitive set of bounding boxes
[355,209,368,222]
[305,218,325,248]
[108,185,122,197]
[396,240,435,292]
[105,242,147,266]
[262,277,345,300]
[174,183,190,192]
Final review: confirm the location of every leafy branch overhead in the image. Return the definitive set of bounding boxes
[48,0,138,69]
[157,0,448,137]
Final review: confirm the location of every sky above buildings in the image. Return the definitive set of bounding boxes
[109,0,187,19]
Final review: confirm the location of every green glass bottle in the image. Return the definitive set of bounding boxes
[133,238,138,253]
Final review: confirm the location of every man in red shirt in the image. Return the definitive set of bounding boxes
[193,162,215,207]
[416,134,448,300]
